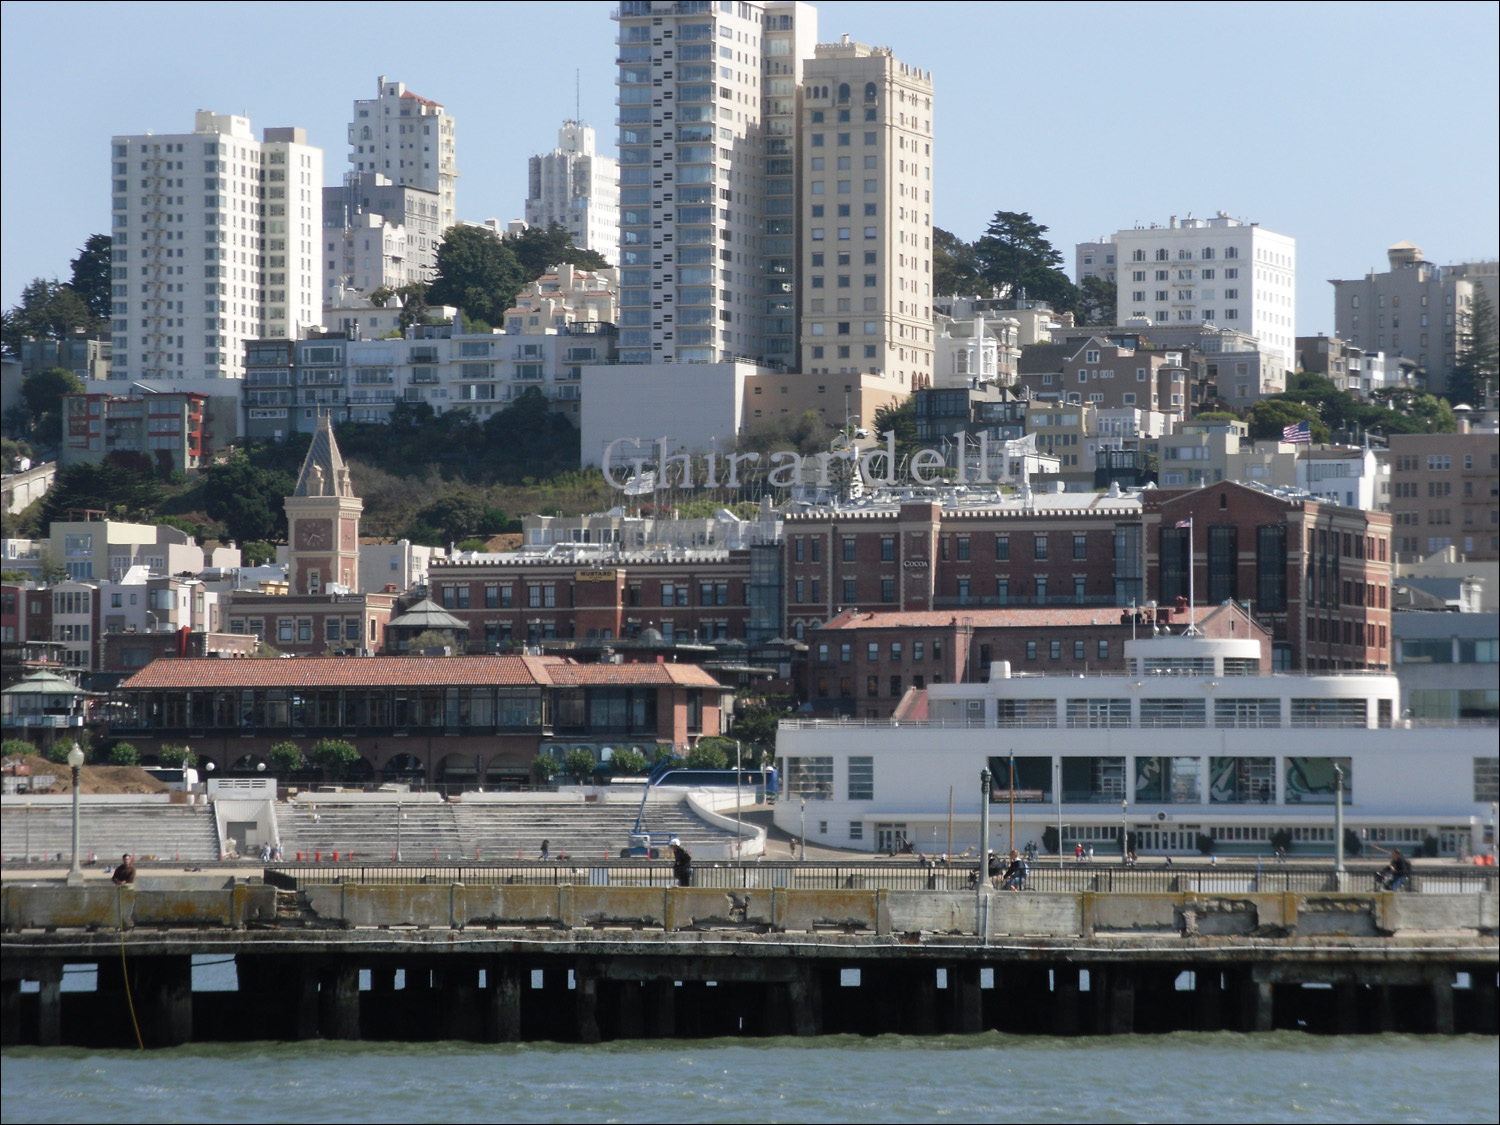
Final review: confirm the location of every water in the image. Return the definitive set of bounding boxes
[3,1034,1496,1124]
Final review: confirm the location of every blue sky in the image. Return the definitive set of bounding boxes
[3,1,1496,336]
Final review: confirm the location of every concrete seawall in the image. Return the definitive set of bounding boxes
[4,882,1495,1046]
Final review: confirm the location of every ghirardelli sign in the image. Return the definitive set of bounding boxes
[602,432,1013,491]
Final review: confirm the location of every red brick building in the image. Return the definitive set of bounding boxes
[809,602,1271,718]
[428,551,759,649]
[783,481,1390,672]
[1146,482,1392,672]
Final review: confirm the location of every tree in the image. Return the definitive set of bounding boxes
[39,456,163,526]
[406,628,458,653]
[871,398,921,466]
[310,738,360,781]
[531,755,559,784]
[426,226,527,328]
[240,541,276,566]
[2,279,96,355]
[511,222,610,275]
[20,367,84,445]
[1077,275,1117,327]
[1245,398,1327,444]
[158,745,196,769]
[394,282,432,333]
[416,488,490,544]
[562,747,598,782]
[608,748,649,776]
[69,234,113,324]
[202,454,294,545]
[686,739,731,770]
[933,227,984,297]
[108,742,140,766]
[2,739,38,759]
[973,211,1077,311]
[1448,287,1498,407]
[730,702,788,766]
[269,741,305,774]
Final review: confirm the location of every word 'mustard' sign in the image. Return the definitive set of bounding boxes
[602,432,1017,492]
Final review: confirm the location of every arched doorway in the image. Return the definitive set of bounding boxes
[381,752,426,789]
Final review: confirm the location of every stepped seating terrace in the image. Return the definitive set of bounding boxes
[450,798,737,860]
[1,803,221,863]
[275,801,465,861]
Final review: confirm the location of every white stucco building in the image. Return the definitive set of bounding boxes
[775,630,1497,857]
[525,122,619,266]
[1090,213,1297,375]
[109,113,323,382]
[348,76,458,233]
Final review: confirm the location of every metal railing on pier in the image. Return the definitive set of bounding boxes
[263,860,1500,895]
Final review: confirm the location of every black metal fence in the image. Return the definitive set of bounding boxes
[263,859,1500,895]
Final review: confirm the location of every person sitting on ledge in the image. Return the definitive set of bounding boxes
[111,853,136,885]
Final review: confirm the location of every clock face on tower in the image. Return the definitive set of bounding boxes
[295,518,332,551]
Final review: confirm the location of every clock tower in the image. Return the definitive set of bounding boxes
[285,415,363,595]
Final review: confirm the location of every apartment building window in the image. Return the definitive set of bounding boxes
[880,536,895,561]
[843,537,856,562]
[1034,535,1048,560]
[843,579,857,603]
[881,578,895,603]
[956,536,970,561]
[996,535,1010,560]
[1073,534,1087,559]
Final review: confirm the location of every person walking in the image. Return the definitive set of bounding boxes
[670,838,694,888]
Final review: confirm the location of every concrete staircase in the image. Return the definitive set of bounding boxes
[1,802,221,863]
[275,801,466,861]
[451,799,737,861]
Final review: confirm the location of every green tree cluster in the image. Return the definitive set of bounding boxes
[37,453,164,529]
[336,389,579,487]
[310,738,360,781]
[0,235,113,358]
[1448,288,1498,407]
[202,453,295,546]
[269,741,305,774]
[934,212,1079,314]
[424,223,608,330]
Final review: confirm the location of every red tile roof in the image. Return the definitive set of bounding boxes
[115,654,720,691]
[544,663,722,687]
[817,608,1137,631]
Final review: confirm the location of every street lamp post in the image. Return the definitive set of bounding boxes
[799,796,806,862]
[1121,796,1129,866]
[734,740,742,860]
[1333,765,1345,885]
[396,800,403,863]
[66,742,85,885]
[1008,751,1016,854]
[979,768,992,874]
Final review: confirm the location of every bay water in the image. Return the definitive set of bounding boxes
[3,1033,1496,1124]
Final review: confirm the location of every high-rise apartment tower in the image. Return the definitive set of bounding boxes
[109,112,322,382]
[348,77,458,232]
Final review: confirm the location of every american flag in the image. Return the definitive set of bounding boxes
[1174,520,1191,529]
[1282,420,1311,444]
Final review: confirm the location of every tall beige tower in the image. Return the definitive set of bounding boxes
[798,37,934,390]
[285,416,362,595]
